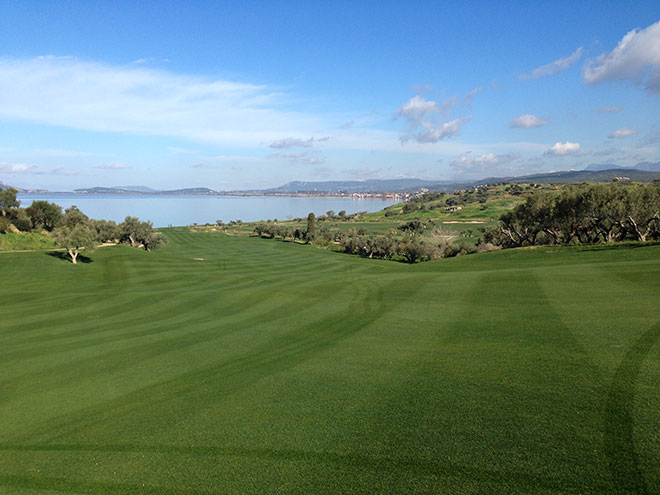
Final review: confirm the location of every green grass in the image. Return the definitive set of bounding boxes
[1,229,659,493]
[0,232,56,251]
[211,187,529,246]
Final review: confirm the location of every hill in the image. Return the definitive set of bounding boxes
[262,178,457,194]
[262,169,660,194]
[19,166,660,197]
[111,185,160,193]
[476,168,660,185]
[585,162,660,172]
[73,186,217,195]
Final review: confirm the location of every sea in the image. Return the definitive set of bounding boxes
[17,193,400,228]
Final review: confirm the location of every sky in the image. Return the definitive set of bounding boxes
[1,0,659,190]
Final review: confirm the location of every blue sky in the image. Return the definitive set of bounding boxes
[1,0,659,190]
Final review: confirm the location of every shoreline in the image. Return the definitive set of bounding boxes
[17,191,407,199]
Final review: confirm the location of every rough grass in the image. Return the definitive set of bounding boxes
[0,228,659,494]
[0,232,56,251]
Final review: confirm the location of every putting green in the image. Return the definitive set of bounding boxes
[1,229,659,494]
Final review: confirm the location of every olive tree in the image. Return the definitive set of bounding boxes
[26,201,62,231]
[91,219,120,243]
[0,187,19,217]
[53,206,96,264]
[119,216,166,251]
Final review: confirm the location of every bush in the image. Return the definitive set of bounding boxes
[0,217,12,234]
[10,208,33,232]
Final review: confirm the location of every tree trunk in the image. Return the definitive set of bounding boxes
[68,248,79,264]
[628,212,660,242]
[627,216,647,242]
[543,228,559,244]
[500,227,522,247]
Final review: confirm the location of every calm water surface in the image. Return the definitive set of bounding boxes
[18,194,400,227]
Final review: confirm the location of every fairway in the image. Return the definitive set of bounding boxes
[1,229,659,494]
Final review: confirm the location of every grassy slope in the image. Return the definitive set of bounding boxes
[213,185,529,247]
[0,232,56,251]
[0,229,659,494]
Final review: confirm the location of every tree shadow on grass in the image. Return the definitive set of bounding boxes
[577,241,660,252]
[45,251,93,264]
[604,322,660,495]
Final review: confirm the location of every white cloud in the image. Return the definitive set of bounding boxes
[0,162,35,173]
[412,116,473,143]
[465,87,483,105]
[609,127,639,138]
[395,87,482,144]
[0,161,76,175]
[584,20,660,92]
[94,162,129,169]
[449,152,520,175]
[269,136,330,149]
[0,56,322,147]
[546,141,581,156]
[519,47,583,80]
[396,93,473,144]
[396,95,454,126]
[510,114,548,128]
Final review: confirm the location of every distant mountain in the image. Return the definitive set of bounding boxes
[635,161,660,172]
[260,169,660,194]
[0,181,36,193]
[158,187,216,195]
[263,179,456,194]
[584,163,628,172]
[74,187,137,194]
[585,162,660,172]
[74,186,217,195]
[476,168,660,185]
[112,185,160,193]
[18,165,660,197]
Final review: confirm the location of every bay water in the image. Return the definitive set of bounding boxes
[17,193,400,228]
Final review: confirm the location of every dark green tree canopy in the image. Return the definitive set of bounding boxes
[92,219,120,243]
[119,216,166,251]
[53,209,96,264]
[483,183,660,248]
[26,201,62,231]
[62,206,90,228]
[306,212,316,242]
[0,187,20,217]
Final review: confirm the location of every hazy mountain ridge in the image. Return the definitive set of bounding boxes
[9,166,660,196]
[584,161,660,172]
[262,179,456,194]
[476,168,660,185]
[73,186,216,195]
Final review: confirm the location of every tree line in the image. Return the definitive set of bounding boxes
[481,182,660,248]
[0,187,165,263]
[338,225,492,263]
[250,209,492,263]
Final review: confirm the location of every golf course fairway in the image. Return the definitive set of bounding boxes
[1,228,659,494]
